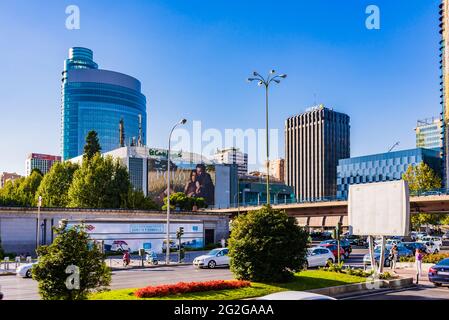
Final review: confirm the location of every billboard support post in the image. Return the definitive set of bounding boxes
[368,235,376,274]
[378,236,386,274]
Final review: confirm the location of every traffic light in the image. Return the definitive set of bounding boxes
[176,227,184,239]
[336,222,342,240]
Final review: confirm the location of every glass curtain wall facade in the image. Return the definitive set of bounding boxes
[337,148,442,199]
[61,47,147,160]
[415,117,443,150]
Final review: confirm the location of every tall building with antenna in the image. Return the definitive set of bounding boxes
[61,47,147,160]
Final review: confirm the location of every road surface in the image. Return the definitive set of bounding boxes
[0,265,233,300]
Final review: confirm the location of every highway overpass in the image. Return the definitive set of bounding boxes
[204,194,449,229]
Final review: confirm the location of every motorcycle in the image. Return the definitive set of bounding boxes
[145,251,159,265]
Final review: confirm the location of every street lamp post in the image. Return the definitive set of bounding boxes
[36,196,42,253]
[166,119,187,265]
[247,70,287,205]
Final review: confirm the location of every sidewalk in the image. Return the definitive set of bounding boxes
[393,267,432,286]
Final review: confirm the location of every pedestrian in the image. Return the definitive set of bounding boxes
[390,245,398,271]
[415,248,424,279]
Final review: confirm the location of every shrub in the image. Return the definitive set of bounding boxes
[399,253,449,264]
[378,272,393,280]
[32,221,111,300]
[228,205,309,282]
[325,262,345,273]
[424,253,449,264]
[134,280,251,298]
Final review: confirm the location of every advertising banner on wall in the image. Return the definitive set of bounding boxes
[66,220,204,253]
[147,158,216,206]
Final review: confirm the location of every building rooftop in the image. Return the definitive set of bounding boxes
[338,148,441,165]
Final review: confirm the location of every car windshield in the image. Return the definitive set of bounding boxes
[207,249,221,256]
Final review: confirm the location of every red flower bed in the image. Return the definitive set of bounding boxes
[134,280,251,298]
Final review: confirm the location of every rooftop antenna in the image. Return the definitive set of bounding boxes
[388,141,400,152]
[119,118,125,147]
[137,114,143,147]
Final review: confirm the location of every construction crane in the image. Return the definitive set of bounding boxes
[388,141,400,152]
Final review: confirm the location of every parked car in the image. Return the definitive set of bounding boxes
[257,291,336,300]
[344,235,366,246]
[319,243,345,261]
[363,245,413,268]
[421,236,443,248]
[305,247,335,268]
[420,241,440,254]
[402,242,428,255]
[415,232,428,240]
[428,258,449,287]
[16,262,37,278]
[310,231,333,241]
[442,231,449,240]
[319,239,352,258]
[193,248,229,269]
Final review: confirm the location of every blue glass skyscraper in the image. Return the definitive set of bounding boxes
[61,47,147,160]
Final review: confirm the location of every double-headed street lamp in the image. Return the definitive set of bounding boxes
[247,70,287,205]
[166,118,187,265]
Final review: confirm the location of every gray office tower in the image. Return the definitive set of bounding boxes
[285,105,350,201]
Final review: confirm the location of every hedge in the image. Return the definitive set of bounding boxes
[399,253,449,264]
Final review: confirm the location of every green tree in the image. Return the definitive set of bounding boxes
[402,162,442,193]
[441,215,449,226]
[0,178,24,206]
[126,189,159,210]
[68,154,130,208]
[228,205,309,282]
[36,161,79,207]
[0,171,42,206]
[162,192,206,211]
[32,221,111,300]
[18,171,43,206]
[403,162,443,230]
[83,130,101,161]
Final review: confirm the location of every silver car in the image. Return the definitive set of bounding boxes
[193,248,230,269]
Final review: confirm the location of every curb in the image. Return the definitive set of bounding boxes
[110,262,191,271]
[305,277,414,298]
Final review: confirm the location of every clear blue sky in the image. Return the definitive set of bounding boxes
[0,0,442,175]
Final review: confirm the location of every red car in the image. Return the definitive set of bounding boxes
[319,244,345,261]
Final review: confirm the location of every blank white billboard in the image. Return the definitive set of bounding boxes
[348,180,410,236]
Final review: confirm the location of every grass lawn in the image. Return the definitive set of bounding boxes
[89,270,366,300]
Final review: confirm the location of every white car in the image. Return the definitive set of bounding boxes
[306,247,335,268]
[257,291,336,300]
[16,263,37,278]
[193,248,230,269]
[443,232,449,240]
[417,241,440,254]
[421,236,443,248]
